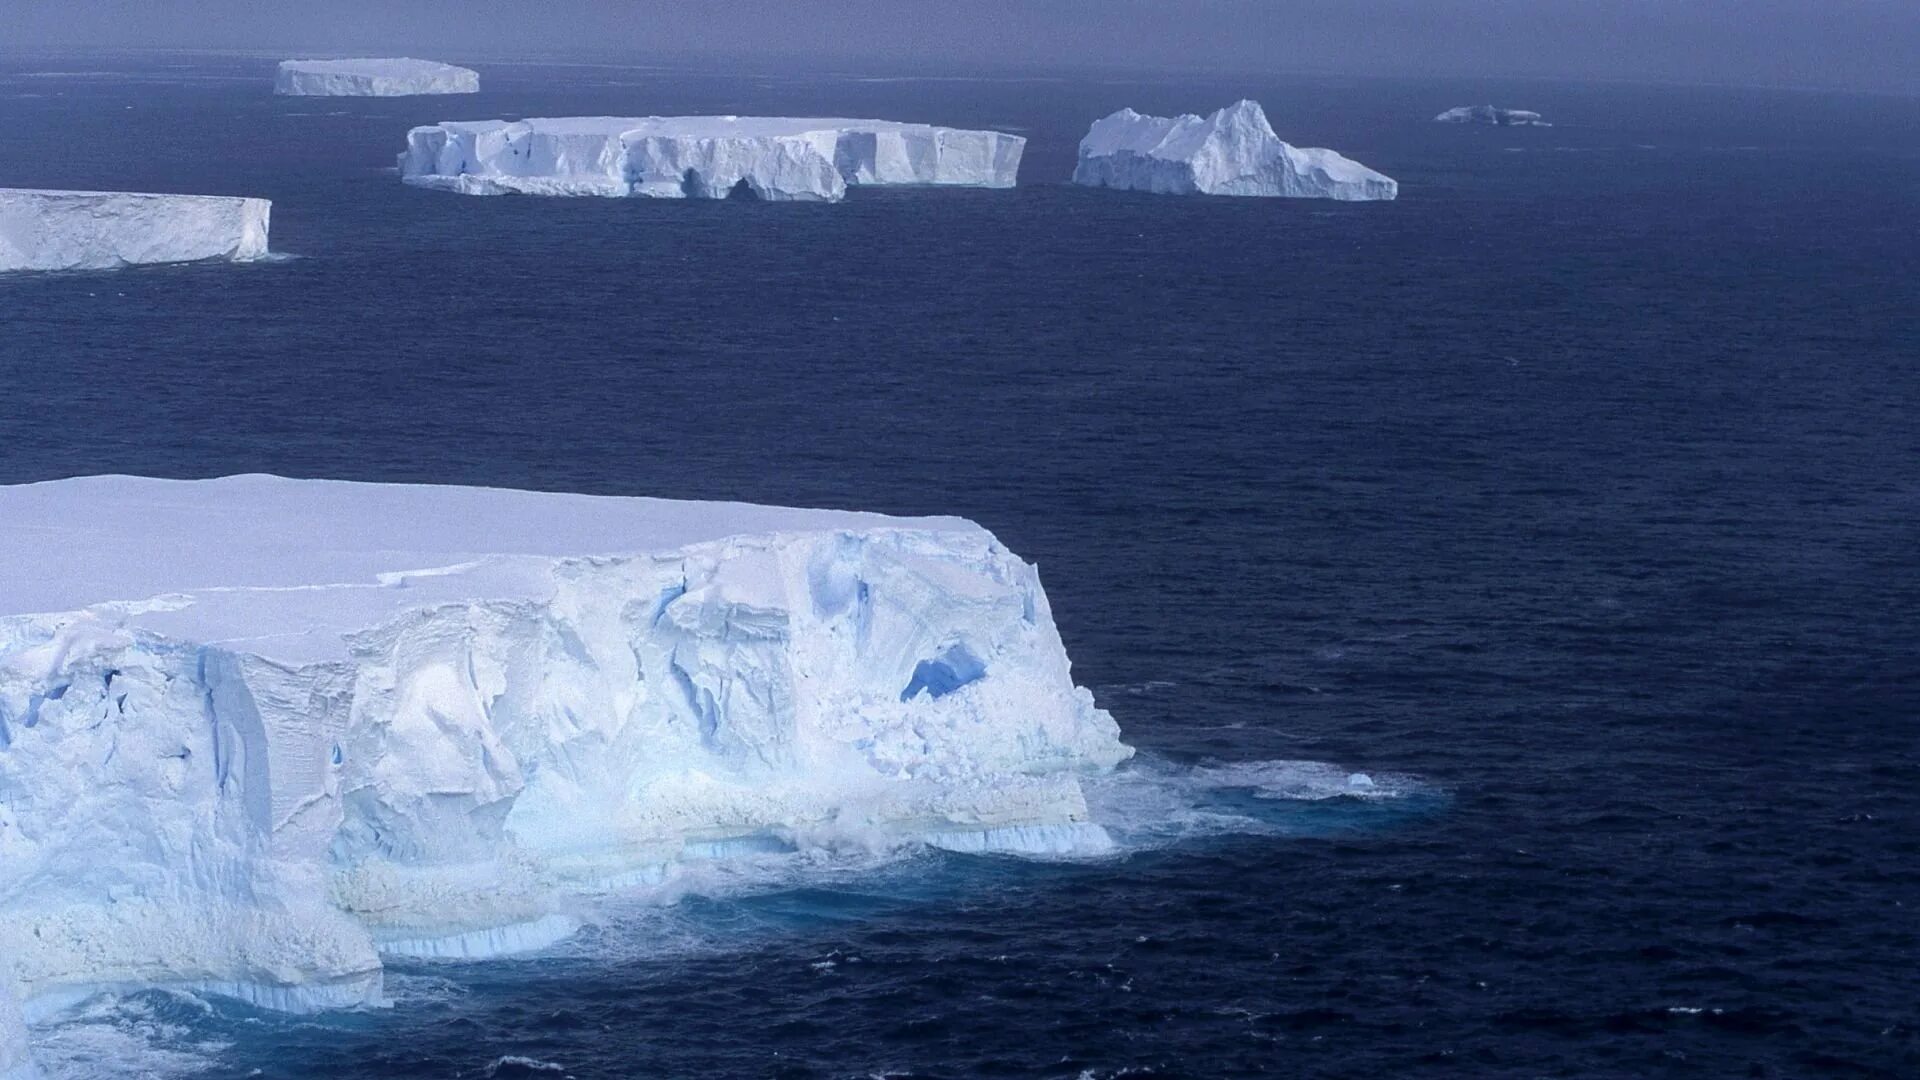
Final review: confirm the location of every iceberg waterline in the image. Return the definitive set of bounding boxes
[398,116,1026,201]
[1072,99,1397,201]
[0,190,270,273]
[0,475,1130,1036]
[275,58,478,97]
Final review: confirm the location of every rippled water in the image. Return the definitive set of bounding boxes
[1,54,1917,1078]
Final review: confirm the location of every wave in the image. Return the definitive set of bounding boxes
[27,992,228,1080]
[1083,754,1434,849]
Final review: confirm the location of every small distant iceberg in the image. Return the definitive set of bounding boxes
[0,188,270,272]
[275,57,478,96]
[1071,99,1397,201]
[1435,105,1550,127]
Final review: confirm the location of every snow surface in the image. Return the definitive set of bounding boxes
[399,115,1026,201]
[1072,100,1396,201]
[0,475,1129,1053]
[275,58,478,97]
[1435,105,1550,127]
[0,190,269,273]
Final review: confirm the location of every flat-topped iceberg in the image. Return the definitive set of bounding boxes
[1072,99,1396,201]
[0,475,1128,1044]
[0,189,270,272]
[1435,105,1549,127]
[276,57,478,96]
[399,115,1026,201]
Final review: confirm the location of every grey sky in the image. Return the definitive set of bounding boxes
[8,1,1917,93]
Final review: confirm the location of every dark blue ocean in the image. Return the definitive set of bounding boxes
[2,52,1918,1079]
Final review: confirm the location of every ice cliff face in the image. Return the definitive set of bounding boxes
[0,189,270,273]
[0,476,1128,1041]
[0,981,31,1080]
[399,116,1026,201]
[275,58,479,96]
[1435,106,1550,127]
[1072,99,1397,201]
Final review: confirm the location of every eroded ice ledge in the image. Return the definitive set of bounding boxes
[1072,99,1397,201]
[0,475,1130,1053]
[398,115,1026,201]
[0,189,270,272]
[276,58,479,96]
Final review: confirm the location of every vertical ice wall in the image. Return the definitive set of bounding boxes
[0,477,1130,1023]
[0,190,270,272]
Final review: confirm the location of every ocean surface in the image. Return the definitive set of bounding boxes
[2,53,1917,1079]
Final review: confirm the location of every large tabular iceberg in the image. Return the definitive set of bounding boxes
[0,189,270,273]
[0,475,1128,1047]
[399,116,1026,201]
[1072,99,1396,201]
[275,58,479,96]
[1435,105,1550,127]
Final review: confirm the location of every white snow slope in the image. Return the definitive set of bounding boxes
[1072,99,1397,201]
[275,58,479,97]
[0,190,270,273]
[1434,105,1549,127]
[0,475,1129,1049]
[399,115,1026,201]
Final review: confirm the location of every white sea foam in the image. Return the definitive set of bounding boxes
[483,1056,568,1077]
[1081,755,1428,848]
[24,994,227,1080]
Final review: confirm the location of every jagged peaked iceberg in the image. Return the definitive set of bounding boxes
[0,475,1128,1042]
[1435,105,1550,127]
[0,189,270,273]
[398,115,1026,201]
[1072,99,1396,201]
[275,57,479,96]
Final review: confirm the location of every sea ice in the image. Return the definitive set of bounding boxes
[398,115,1026,201]
[275,58,479,96]
[1434,105,1550,127]
[1072,99,1397,201]
[0,475,1129,1045]
[0,189,270,272]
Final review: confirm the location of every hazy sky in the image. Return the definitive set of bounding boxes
[7,1,1918,93]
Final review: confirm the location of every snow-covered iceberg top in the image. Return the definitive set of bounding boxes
[0,189,269,273]
[0,475,1128,1037]
[399,115,1026,201]
[275,57,478,96]
[1435,105,1549,127]
[1072,99,1396,201]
